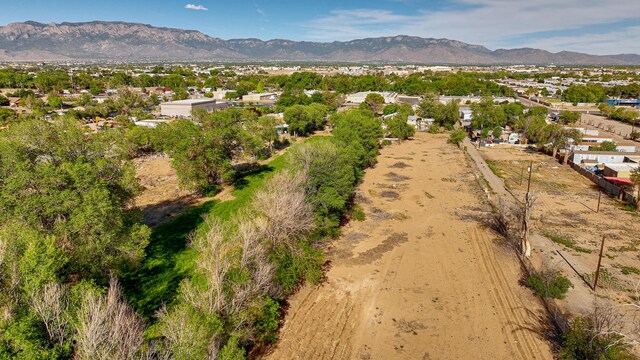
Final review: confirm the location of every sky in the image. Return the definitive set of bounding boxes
[1,0,639,55]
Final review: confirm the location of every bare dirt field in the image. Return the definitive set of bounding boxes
[263,133,553,360]
[133,155,214,227]
[479,145,640,342]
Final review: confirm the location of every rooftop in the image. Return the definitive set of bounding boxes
[161,99,216,105]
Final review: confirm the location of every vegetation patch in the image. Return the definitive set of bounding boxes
[385,172,411,182]
[620,266,640,276]
[525,273,572,299]
[379,190,401,200]
[485,160,506,179]
[542,230,592,254]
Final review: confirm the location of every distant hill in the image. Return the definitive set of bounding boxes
[0,21,637,65]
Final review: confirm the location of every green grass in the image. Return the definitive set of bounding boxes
[123,147,294,318]
[621,266,640,276]
[542,230,592,254]
[486,160,505,179]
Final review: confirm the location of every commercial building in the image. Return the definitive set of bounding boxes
[159,99,225,117]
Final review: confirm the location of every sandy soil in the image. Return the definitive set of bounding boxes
[133,155,211,227]
[479,145,640,346]
[263,133,553,360]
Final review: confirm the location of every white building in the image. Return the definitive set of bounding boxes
[242,92,278,102]
[160,99,224,117]
[569,151,627,166]
[345,91,397,104]
[134,119,171,128]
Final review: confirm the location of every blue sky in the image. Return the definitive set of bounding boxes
[1,0,639,55]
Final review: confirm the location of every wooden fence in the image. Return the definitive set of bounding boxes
[568,161,637,207]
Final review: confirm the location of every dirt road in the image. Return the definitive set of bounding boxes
[263,133,553,360]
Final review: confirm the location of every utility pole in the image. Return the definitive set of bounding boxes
[596,191,602,213]
[520,166,524,186]
[593,235,606,291]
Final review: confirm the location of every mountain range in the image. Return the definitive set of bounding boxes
[0,21,638,65]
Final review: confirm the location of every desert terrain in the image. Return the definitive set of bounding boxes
[263,132,554,359]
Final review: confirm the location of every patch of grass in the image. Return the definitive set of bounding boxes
[542,230,592,254]
[485,160,505,179]
[124,145,292,318]
[608,245,638,253]
[621,266,640,276]
[441,176,458,183]
[584,268,622,290]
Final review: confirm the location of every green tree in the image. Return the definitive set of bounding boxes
[331,109,383,171]
[448,128,467,145]
[47,94,63,109]
[590,141,617,152]
[386,115,415,140]
[0,119,150,278]
[558,111,581,124]
[359,93,385,114]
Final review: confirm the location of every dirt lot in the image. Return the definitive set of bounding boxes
[263,133,553,360]
[479,145,640,339]
[133,155,217,227]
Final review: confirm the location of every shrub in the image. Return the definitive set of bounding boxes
[447,128,466,145]
[348,204,366,221]
[255,297,280,344]
[428,123,440,134]
[525,271,572,299]
[560,315,633,360]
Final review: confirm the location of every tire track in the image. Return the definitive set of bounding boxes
[472,227,546,359]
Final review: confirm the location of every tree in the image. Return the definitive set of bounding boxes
[47,94,63,109]
[359,93,385,114]
[448,128,466,145]
[0,108,16,125]
[492,126,503,139]
[288,140,356,234]
[331,109,383,170]
[558,111,581,124]
[75,277,146,360]
[386,114,415,140]
[0,119,150,278]
[591,141,617,152]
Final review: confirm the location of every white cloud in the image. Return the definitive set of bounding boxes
[185,4,208,11]
[303,0,640,54]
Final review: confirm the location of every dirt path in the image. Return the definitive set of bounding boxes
[263,133,553,360]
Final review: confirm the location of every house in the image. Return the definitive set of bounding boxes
[508,133,521,144]
[160,99,226,117]
[604,163,638,179]
[242,92,277,102]
[345,91,397,104]
[569,151,628,166]
[581,135,615,144]
[396,95,422,106]
[460,108,473,121]
[134,119,171,128]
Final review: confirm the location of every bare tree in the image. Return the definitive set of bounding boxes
[28,282,69,345]
[75,275,145,360]
[252,171,315,250]
[189,217,234,314]
[520,193,535,258]
[156,304,221,360]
